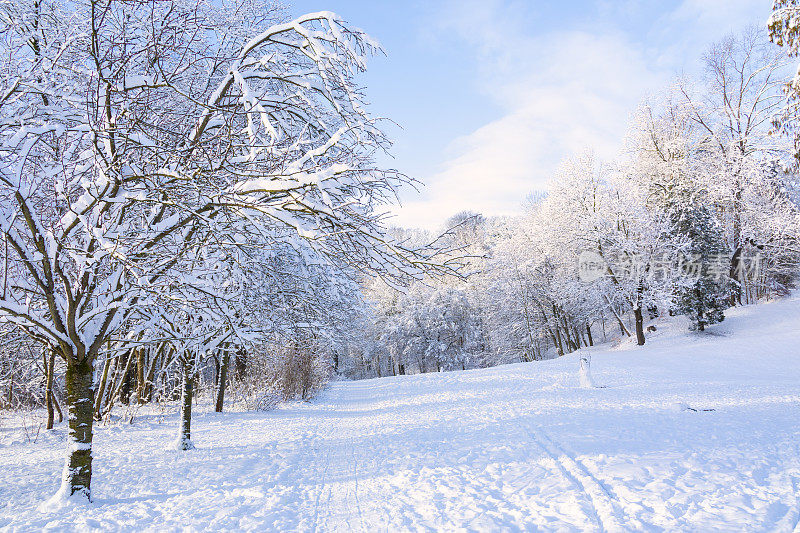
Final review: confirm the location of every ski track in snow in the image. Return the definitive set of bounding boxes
[515,415,628,532]
[3,296,800,531]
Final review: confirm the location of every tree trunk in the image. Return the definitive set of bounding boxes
[572,324,582,350]
[93,354,112,419]
[234,349,247,380]
[730,246,743,306]
[177,358,195,450]
[45,347,56,430]
[633,278,646,346]
[214,350,230,413]
[601,316,607,342]
[634,307,645,346]
[142,345,162,403]
[53,391,64,424]
[586,324,594,347]
[119,349,135,405]
[61,358,95,500]
[605,298,631,338]
[552,304,565,356]
[103,347,135,417]
[562,316,576,352]
[730,178,743,305]
[136,347,146,404]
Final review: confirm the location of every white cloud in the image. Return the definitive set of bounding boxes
[392,14,664,229]
[390,0,772,231]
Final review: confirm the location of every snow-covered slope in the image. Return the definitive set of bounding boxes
[2,296,800,531]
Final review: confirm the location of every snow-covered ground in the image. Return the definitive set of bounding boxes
[2,297,800,531]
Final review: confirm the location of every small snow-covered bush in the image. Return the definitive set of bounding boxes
[271,340,333,401]
[227,337,333,409]
[247,391,282,412]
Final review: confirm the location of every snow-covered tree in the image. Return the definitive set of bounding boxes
[678,27,795,303]
[671,204,730,331]
[769,0,800,163]
[535,153,680,345]
[0,1,434,500]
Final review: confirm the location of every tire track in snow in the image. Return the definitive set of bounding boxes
[537,430,630,532]
[516,416,627,532]
[349,435,365,532]
[311,382,370,532]
[309,384,341,533]
[309,433,331,533]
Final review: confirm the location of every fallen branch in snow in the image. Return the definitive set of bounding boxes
[672,402,716,412]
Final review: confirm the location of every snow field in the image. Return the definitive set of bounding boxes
[1,296,800,531]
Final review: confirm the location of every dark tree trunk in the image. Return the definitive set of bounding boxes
[101,347,134,417]
[93,354,112,419]
[53,391,64,423]
[730,246,743,306]
[63,358,95,499]
[633,279,646,346]
[552,304,564,356]
[730,177,743,305]
[562,317,576,352]
[634,307,645,346]
[586,324,594,347]
[45,347,56,430]
[119,349,135,405]
[214,350,230,413]
[136,347,146,404]
[178,358,194,450]
[572,324,582,350]
[142,346,161,403]
[234,349,247,381]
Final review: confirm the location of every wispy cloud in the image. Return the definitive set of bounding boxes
[390,0,769,230]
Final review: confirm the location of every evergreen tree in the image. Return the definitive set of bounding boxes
[671,204,730,331]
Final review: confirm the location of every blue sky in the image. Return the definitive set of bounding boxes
[288,0,771,230]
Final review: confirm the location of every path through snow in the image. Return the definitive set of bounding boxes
[2,297,800,530]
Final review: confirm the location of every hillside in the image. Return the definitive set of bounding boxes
[2,296,800,531]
